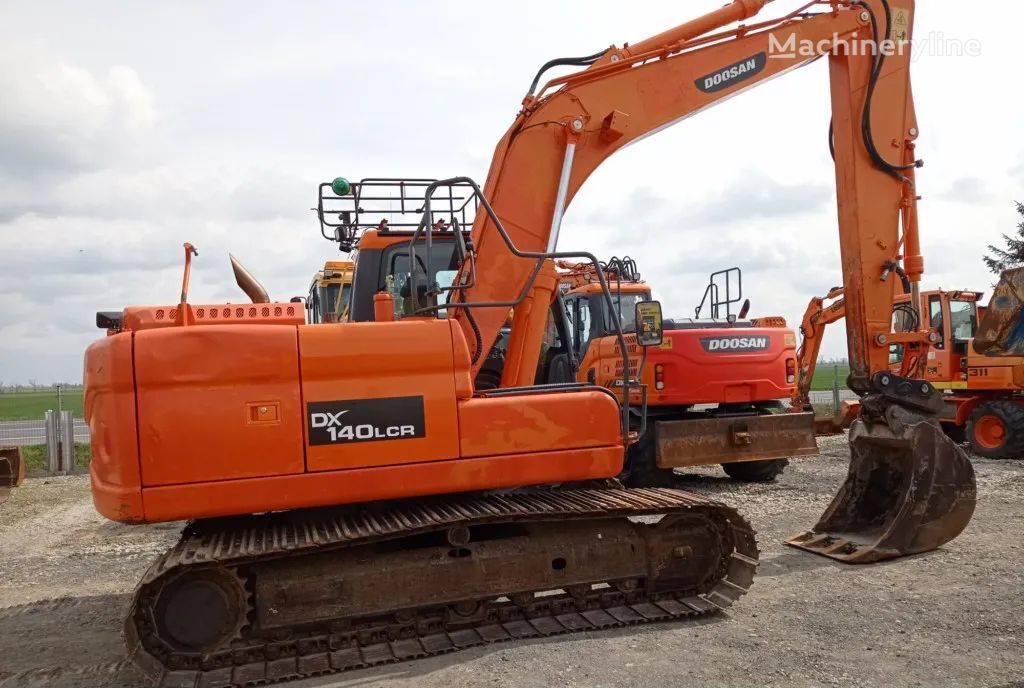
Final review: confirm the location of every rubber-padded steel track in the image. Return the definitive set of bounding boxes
[126,487,758,688]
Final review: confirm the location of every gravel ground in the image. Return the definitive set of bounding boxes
[0,436,1021,688]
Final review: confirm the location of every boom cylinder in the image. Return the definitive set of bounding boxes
[623,0,768,57]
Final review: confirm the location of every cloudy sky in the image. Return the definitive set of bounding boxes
[1,1,1021,384]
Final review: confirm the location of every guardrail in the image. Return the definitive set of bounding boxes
[0,387,89,475]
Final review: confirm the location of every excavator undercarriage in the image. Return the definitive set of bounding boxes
[127,488,756,687]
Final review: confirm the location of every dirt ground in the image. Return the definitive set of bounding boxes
[1,436,1022,688]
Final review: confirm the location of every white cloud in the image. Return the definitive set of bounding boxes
[0,0,1022,383]
[945,177,993,204]
[1011,160,1024,185]
[0,54,156,178]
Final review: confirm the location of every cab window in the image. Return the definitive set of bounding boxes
[576,298,593,353]
[563,296,593,356]
[606,292,651,333]
[949,300,977,342]
[384,241,460,319]
[337,283,353,321]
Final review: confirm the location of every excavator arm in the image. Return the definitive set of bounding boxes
[793,287,847,412]
[461,1,874,378]
[446,0,974,562]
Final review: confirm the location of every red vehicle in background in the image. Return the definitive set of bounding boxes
[546,262,817,485]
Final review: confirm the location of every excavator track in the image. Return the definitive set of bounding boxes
[125,487,758,688]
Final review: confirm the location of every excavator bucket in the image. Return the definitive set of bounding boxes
[787,414,976,563]
[0,447,25,503]
[974,266,1024,355]
[0,446,24,488]
[813,400,860,436]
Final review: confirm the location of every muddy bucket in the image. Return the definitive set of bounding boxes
[786,415,976,563]
[0,446,24,489]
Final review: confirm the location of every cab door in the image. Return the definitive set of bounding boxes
[927,295,955,382]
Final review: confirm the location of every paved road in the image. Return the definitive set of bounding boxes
[0,419,90,447]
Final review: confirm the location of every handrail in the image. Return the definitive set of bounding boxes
[405,176,640,444]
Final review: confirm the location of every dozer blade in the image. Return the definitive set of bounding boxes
[656,411,818,468]
[787,414,976,564]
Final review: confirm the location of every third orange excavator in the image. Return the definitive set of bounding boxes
[85,1,976,684]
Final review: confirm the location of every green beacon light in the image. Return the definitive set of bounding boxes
[331,177,352,196]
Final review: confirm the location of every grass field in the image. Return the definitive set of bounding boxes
[809,363,850,392]
[0,389,84,421]
[19,443,91,475]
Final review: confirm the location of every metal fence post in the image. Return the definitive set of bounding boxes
[832,364,841,416]
[60,409,75,474]
[44,410,60,474]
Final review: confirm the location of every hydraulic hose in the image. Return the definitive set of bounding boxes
[525,49,608,99]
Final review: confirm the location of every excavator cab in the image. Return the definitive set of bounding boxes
[306,262,354,324]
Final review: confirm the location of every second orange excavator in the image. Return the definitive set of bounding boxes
[795,267,1024,458]
[85,1,975,684]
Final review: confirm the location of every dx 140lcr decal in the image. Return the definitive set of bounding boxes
[307,396,426,445]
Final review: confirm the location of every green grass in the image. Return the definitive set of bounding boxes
[19,443,91,476]
[0,389,84,421]
[809,363,850,392]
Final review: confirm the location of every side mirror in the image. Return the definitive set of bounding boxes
[635,300,664,347]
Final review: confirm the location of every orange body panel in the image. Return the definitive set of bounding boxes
[650,328,795,405]
[300,320,462,471]
[86,316,624,523]
[459,391,620,458]
[85,334,144,522]
[964,356,1024,391]
[138,447,622,522]
[123,302,303,331]
[582,328,796,407]
[135,325,305,486]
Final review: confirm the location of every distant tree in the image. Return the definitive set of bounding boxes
[984,201,1024,274]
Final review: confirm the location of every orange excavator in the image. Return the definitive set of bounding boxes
[795,268,1024,457]
[85,1,975,684]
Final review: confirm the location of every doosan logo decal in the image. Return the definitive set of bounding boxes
[700,336,771,353]
[696,53,767,93]
[307,396,426,446]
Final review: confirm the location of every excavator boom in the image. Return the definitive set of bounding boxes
[446,0,974,562]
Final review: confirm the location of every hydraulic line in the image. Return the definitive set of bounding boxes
[854,0,920,178]
[525,49,608,99]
